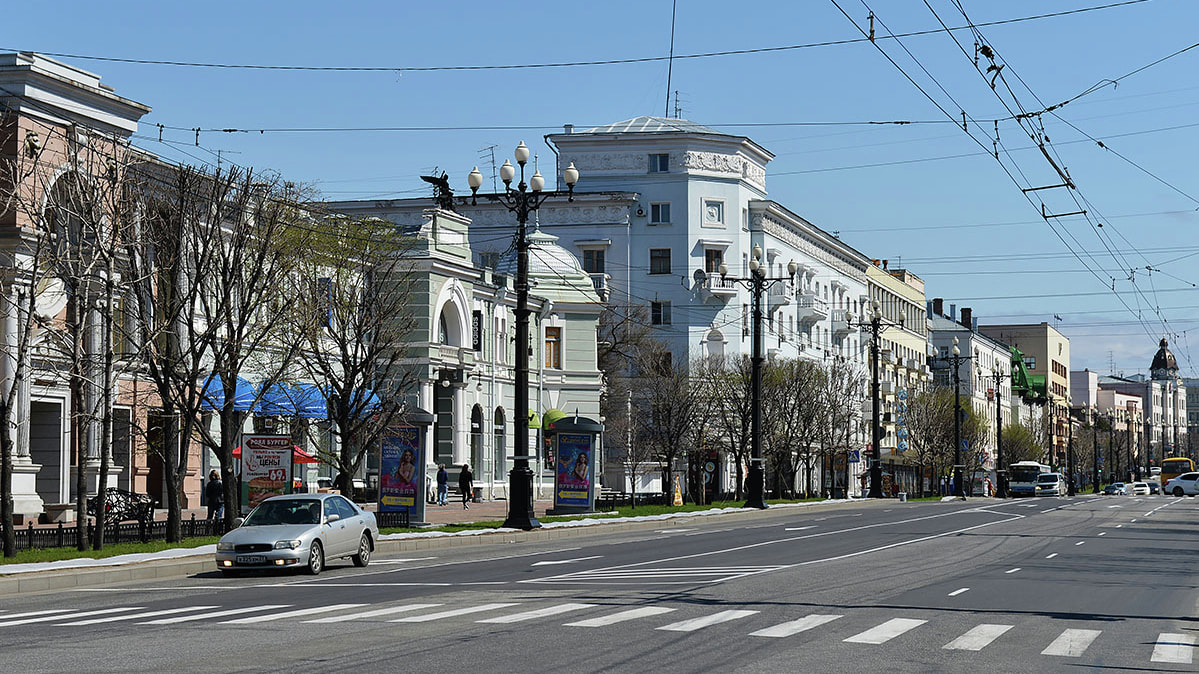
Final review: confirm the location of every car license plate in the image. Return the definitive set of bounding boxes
[236,555,265,565]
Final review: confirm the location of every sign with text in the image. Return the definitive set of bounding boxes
[240,434,294,514]
[380,427,422,513]
[554,433,594,509]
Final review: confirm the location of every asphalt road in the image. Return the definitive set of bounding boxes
[2,495,1195,673]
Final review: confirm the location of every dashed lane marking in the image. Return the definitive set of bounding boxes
[750,613,842,638]
[564,606,676,627]
[0,607,143,627]
[141,605,291,625]
[60,606,220,626]
[1042,629,1102,657]
[948,588,970,597]
[305,604,443,623]
[222,604,365,624]
[477,603,596,624]
[391,603,519,623]
[657,609,758,632]
[844,618,927,644]
[944,624,1014,651]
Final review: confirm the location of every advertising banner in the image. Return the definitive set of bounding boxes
[240,434,294,514]
[554,433,593,509]
[379,427,422,513]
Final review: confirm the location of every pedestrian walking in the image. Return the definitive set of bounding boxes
[205,470,224,521]
[459,463,473,509]
[436,464,449,506]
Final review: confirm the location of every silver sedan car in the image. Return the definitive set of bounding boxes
[215,493,378,577]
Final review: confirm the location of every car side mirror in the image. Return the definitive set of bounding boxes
[232,517,244,528]
[326,513,341,524]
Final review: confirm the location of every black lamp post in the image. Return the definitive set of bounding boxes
[1066,408,1076,496]
[848,299,905,499]
[932,336,969,498]
[716,245,797,509]
[991,369,1010,498]
[467,143,579,530]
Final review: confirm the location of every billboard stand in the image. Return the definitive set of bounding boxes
[546,416,603,515]
[239,435,294,515]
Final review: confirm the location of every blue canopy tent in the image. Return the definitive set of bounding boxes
[200,375,257,412]
[257,383,329,419]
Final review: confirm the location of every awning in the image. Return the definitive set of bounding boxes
[548,415,604,434]
[233,444,319,464]
[200,375,256,412]
[527,410,540,429]
[257,383,328,419]
[542,409,567,430]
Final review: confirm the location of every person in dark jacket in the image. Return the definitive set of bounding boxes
[458,464,473,509]
[205,470,224,520]
[436,464,449,506]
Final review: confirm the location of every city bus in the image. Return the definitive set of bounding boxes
[1008,461,1051,497]
[1160,457,1196,486]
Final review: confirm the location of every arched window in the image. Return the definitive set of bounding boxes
[492,408,507,481]
[439,314,450,345]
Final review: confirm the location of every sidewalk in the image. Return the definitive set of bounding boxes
[416,497,554,526]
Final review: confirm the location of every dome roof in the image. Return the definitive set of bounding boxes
[579,116,724,136]
[495,227,585,278]
[1151,337,1178,375]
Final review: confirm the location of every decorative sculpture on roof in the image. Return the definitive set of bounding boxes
[420,172,456,212]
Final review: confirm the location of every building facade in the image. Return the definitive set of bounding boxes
[980,322,1070,469]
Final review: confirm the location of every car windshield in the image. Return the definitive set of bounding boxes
[1037,475,1059,483]
[243,499,322,526]
[1010,468,1042,482]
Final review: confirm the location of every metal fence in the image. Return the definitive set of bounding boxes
[12,515,228,553]
[375,510,411,529]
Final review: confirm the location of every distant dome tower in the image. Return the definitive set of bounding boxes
[1150,337,1179,381]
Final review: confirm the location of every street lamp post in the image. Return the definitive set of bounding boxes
[932,337,969,498]
[990,369,1010,498]
[1092,410,1100,493]
[1066,409,1076,496]
[847,300,905,499]
[715,245,797,509]
[467,143,579,531]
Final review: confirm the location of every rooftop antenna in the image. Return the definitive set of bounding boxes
[673,90,682,119]
[478,144,498,192]
[665,0,678,118]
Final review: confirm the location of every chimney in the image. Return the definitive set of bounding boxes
[949,303,957,320]
[563,124,574,134]
[932,297,944,317]
[960,307,973,331]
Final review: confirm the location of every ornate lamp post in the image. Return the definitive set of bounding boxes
[467,143,579,530]
[847,299,905,499]
[714,245,797,509]
[932,336,969,498]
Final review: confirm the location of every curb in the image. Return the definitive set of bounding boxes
[0,498,885,597]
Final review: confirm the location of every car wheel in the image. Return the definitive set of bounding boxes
[306,541,325,576]
[352,534,372,567]
[1174,487,1185,497]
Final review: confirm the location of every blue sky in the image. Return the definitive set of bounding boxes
[7,0,1198,376]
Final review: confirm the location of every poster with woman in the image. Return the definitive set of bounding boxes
[380,427,421,512]
[554,433,593,509]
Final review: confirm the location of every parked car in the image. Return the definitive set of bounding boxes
[1150,466,1161,476]
[215,493,377,577]
[1035,472,1067,497]
[1163,472,1199,497]
[1102,482,1127,495]
[1128,482,1151,496]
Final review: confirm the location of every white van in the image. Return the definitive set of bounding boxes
[1035,472,1067,497]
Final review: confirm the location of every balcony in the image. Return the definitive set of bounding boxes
[699,275,739,298]
[589,273,611,302]
[831,308,851,336]
[796,292,829,324]
[767,282,792,308]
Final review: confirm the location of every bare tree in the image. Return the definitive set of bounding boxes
[633,348,699,500]
[816,358,866,498]
[706,355,753,501]
[905,386,954,494]
[765,359,823,498]
[290,214,420,501]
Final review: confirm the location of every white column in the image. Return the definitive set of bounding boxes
[5,287,45,520]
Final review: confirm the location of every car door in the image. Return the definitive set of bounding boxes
[334,497,367,549]
[322,497,352,558]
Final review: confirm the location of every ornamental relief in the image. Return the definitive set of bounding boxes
[680,151,741,175]
[566,152,649,172]
[760,217,863,278]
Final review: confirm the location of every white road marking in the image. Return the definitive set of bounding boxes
[564,606,676,627]
[1004,568,1021,574]
[948,588,970,597]
[60,606,220,626]
[1075,541,1085,546]
[844,618,927,644]
[654,529,694,534]
[944,624,1013,651]
[750,613,842,638]
[1046,553,1058,559]
[1150,633,1195,664]
[391,603,519,623]
[305,603,443,623]
[657,609,758,632]
[785,526,816,531]
[142,605,291,624]
[1116,524,1123,528]
[1098,532,1106,536]
[1041,509,1056,514]
[368,557,438,565]
[477,603,596,624]
[0,607,143,627]
[222,604,365,624]
[1130,519,1137,522]
[1042,629,1102,657]
[532,555,602,566]
[0,609,73,621]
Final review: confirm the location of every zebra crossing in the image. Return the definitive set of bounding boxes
[1,601,1192,665]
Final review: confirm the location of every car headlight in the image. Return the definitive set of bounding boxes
[217,541,235,551]
[274,540,302,550]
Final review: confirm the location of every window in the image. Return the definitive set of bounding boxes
[544,327,562,368]
[651,301,672,325]
[650,202,671,225]
[582,249,605,274]
[1023,356,1037,369]
[703,199,725,226]
[705,249,723,273]
[649,248,671,275]
[649,153,669,172]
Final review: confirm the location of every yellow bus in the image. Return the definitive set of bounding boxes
[1160,457,1195,485]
